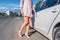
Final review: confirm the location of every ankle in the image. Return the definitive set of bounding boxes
[19,31,22,34]
[25,33,28,36]
[25,33,30,38]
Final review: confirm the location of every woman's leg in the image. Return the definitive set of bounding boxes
[19,16,29,36]
[25,17,31,38]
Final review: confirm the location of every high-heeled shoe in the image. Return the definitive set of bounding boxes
[25,34,30,38]
[18,31,22,37]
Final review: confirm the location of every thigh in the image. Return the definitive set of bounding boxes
[28,17,32,23]
[24,16,29,23]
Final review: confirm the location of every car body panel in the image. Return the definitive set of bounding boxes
[34,4,60,36]
[30,0,60,40]
[47,4,60,40]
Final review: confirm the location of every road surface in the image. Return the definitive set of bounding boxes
[0,17,48,40]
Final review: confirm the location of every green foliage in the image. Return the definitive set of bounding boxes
[0,12,7,18]
[20,11,23,17]
[20,13,23,17]
[9,11,19,17]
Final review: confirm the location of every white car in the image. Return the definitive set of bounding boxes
[31,0,60,40]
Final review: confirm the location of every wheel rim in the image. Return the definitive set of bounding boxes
[55,30,60,40]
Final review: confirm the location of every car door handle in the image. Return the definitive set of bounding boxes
[52,9,59,13]
[52,10,57,13]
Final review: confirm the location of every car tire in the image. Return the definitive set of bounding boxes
[53,26,60,40]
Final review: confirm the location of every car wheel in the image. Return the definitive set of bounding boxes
[53,27,60,40]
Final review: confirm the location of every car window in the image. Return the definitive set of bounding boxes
[35,0,47,12]
[58,0,60,4]
[45,0,58,8]
[35,0,58,12]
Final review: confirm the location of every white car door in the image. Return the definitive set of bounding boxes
[34,0,60,36]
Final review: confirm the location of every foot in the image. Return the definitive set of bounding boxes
[18,31,22,37]
[25,34,30,38]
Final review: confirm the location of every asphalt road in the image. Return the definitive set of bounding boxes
[0,17,48,40]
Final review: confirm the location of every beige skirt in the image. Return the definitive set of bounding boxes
[23,7,32,17]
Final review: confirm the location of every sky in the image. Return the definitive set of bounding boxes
[0,0,40,12]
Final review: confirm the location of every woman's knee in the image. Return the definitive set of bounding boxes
[24,16,29,24]
[24,21,29,25]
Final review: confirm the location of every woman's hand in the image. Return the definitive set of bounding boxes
[33,8,37,17]
[34,11,37,17]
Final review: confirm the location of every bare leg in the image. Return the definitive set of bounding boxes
[19,16,29,37]
[25,17,31,38]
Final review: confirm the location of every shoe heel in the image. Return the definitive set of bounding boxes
[18,31,22,37]
[25,34,30,38]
